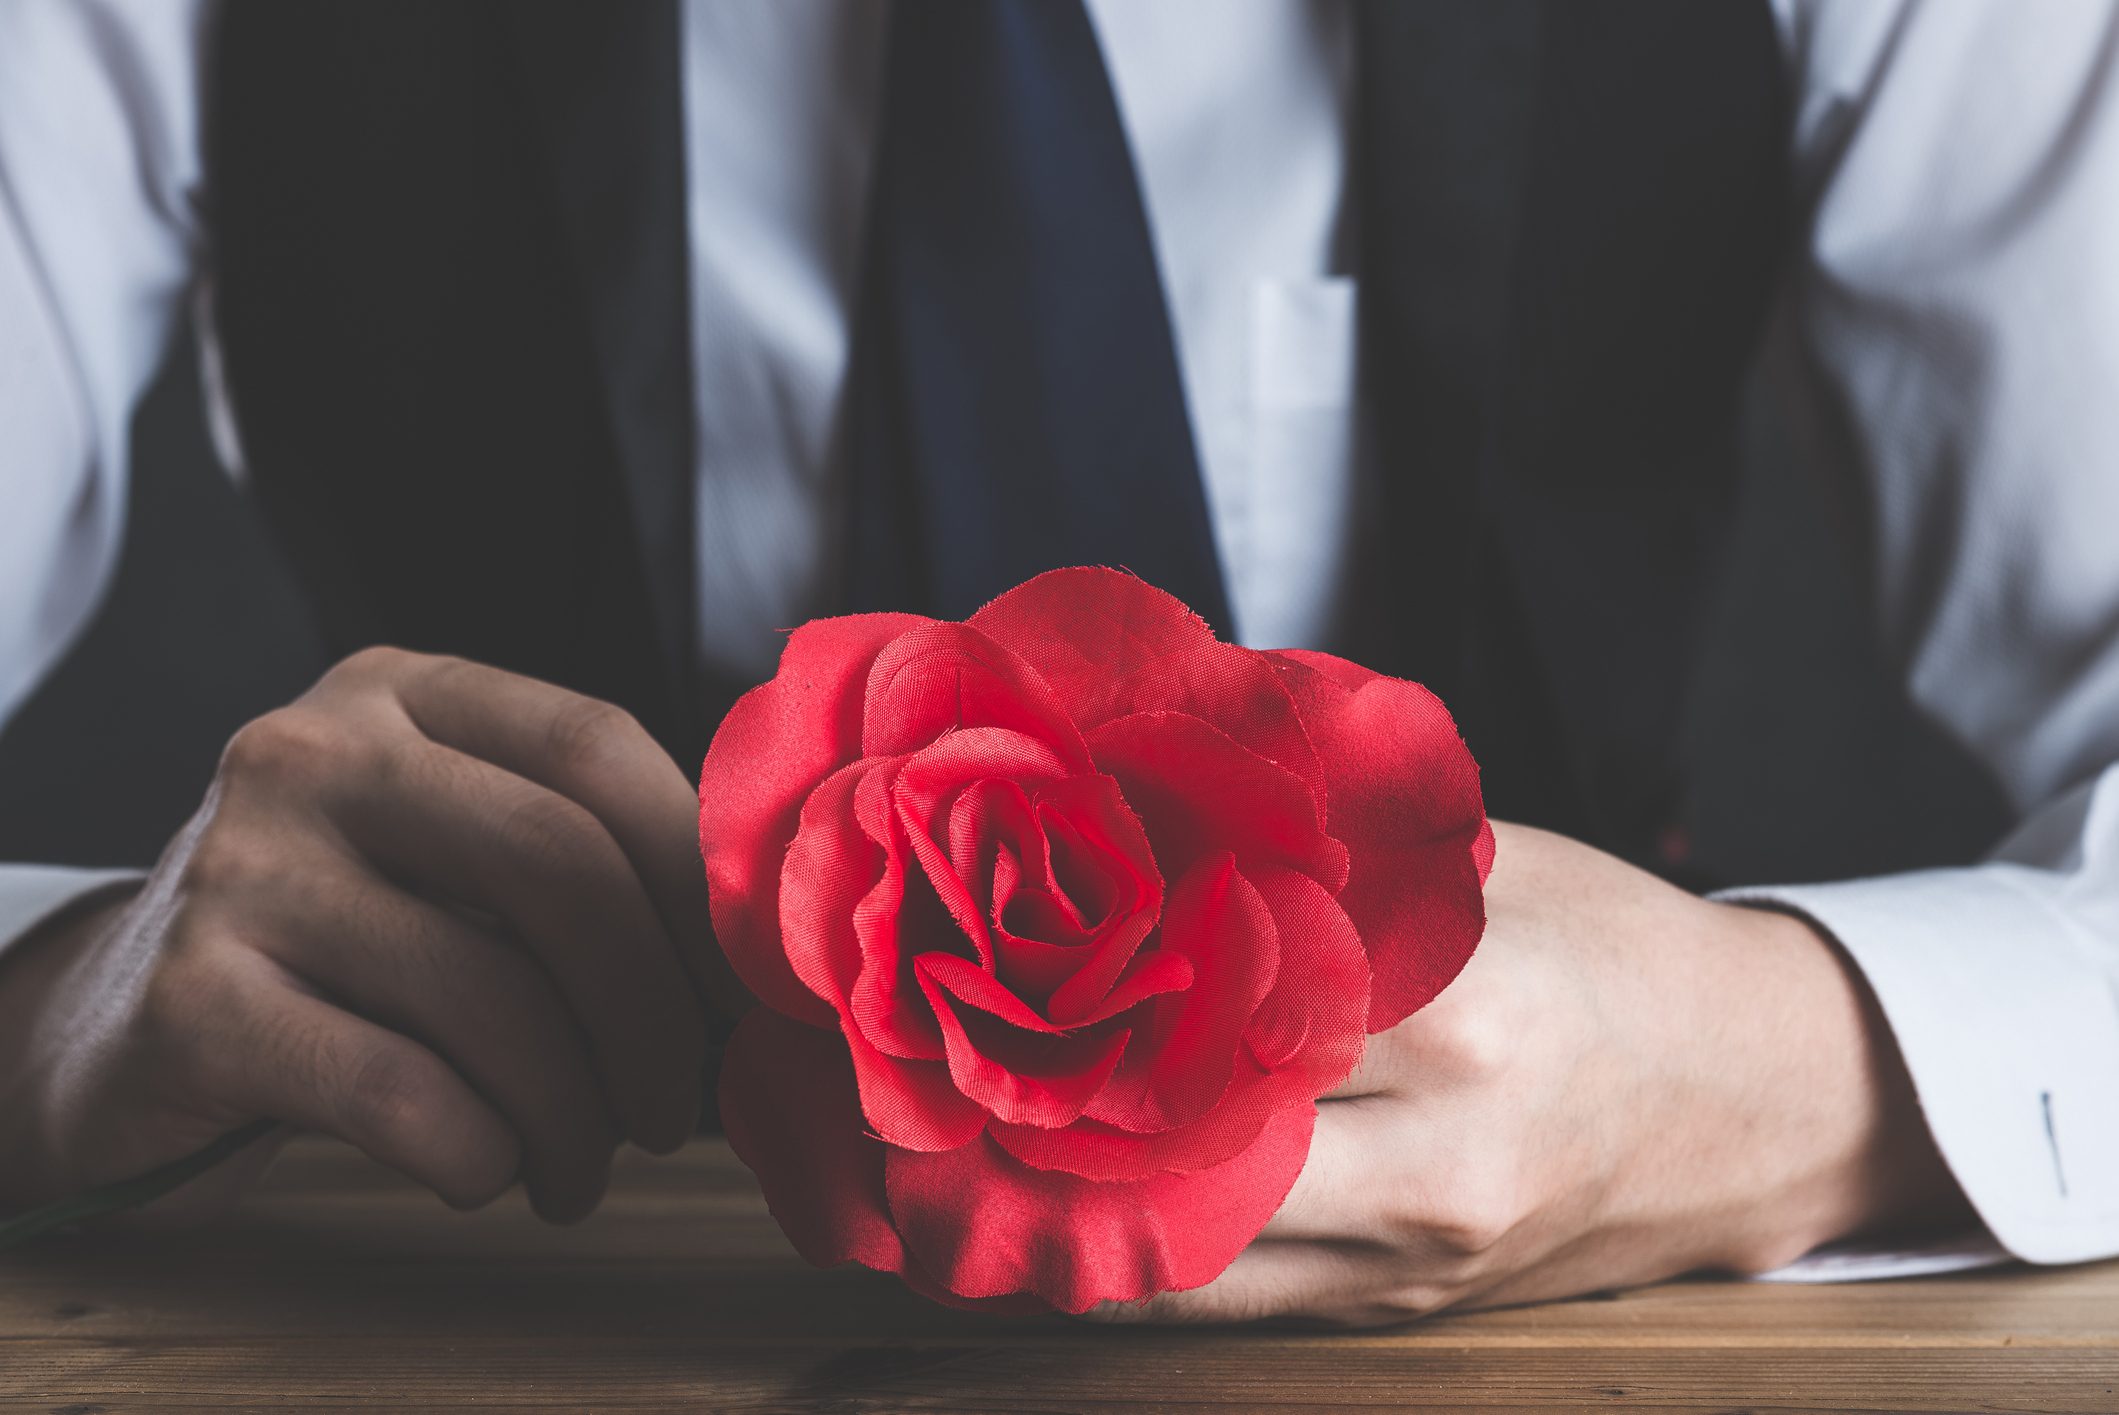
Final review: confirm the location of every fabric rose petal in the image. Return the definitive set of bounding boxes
[701,568,1492,1313]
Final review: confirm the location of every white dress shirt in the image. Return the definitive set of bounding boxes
[2,0,2117,1276]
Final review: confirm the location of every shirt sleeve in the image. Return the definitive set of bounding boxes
[1741,0,2119,1266]
[0,0,211,966]
[0,866,145,964]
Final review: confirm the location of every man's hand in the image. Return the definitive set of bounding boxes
[0,648,743,1224]
[1094,822,1972,1326]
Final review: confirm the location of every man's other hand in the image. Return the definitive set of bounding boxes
[0,648,745,1223]
[1092,822,1973,1326]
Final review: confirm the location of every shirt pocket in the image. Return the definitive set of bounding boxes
[1250,276,1356,411]
[1235,276,1360,651]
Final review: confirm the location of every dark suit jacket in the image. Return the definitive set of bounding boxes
[6,1,1798,872]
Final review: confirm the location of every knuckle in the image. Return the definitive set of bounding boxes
[1431,1200,1516,1258]
[1376,1283,1453,1322]
[543,697,643,773]
[220,710,336,788]
[1426,1004,1513,1086]
[343,1043,441,1144]
[502,791,604,877]
[180,824,265,896]
[332,644,417,683]
[161,881,253,960]
[1394,1178,1520,1259]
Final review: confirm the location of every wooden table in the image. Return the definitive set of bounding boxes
[4,1138,2115,1412]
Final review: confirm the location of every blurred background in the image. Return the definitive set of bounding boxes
[0,317,2010,886]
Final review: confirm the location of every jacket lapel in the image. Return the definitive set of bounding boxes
[507,0,697,722]
[1353,0,1542,655]
[1353,2,1579,829]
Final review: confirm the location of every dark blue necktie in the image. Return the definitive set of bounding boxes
[844,0,1233,632]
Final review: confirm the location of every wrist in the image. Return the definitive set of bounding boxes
[0,887,135,1207]
[1703,903,1971,1270]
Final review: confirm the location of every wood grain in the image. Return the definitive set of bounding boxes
[3,1138,2114,1412]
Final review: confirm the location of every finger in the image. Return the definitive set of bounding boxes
[333,739,705,1153]
[256,855,623,1220]
[1259,1097,1390,1243]
[390,656,746,1016]
[1084,1241,1398,1326]
[204,950,522,1211]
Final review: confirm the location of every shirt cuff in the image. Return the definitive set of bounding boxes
[1753,1230,2014,1283]
[0,864,144,969]
[1721,868,2119,1266]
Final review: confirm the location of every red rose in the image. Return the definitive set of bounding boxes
[700,568,1492,1313]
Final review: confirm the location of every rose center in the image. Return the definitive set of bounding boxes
[917,774,1164,1021]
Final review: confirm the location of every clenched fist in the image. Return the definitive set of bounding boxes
[0,648,744,1224]
[1092,823,1973,1325]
